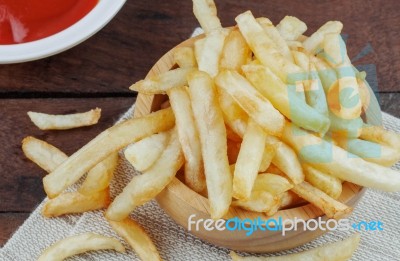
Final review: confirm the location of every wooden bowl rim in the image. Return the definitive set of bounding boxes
[133,34,373,224]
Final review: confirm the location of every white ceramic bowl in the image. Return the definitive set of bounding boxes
[0,0,126,64]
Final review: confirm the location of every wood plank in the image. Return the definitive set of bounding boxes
[216,0,399,92]
[379,92,400,118]
[0,1,197,94]
[0,213,30,247]
[0,98,134,212]
[0,0,399,93]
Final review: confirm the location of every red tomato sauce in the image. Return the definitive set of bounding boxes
[0,0,98,44]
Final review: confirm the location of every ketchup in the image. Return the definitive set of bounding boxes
[0,0,98,44]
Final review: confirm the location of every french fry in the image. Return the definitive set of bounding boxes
[230,233,360,261]
[248,58,262,65]
[192,0,222,34]
[223,115,280,173]
[215,70,285,136]
[302,21,343,54]
[314,59,359,128]
[79,152,119,195]
[42,188,110,217]
[328,111,363,138]
[129,68,194,94]
[173,46,197,68]
[167,86,205,192]
[276,16,307,41]
[309,64,329,116]
[218,88,248,137]
[360,124,400,150]
[310,53,346,116]
[279,191,305,209]
[230,164,292,197]
[22,136,68,173]
[257,17,293,62]
[243,64,330,134]
[297,35,308,42]
[188,70,232,219]
[266,135,304,184]
[220,29,252,72]
[323,33,347,65]
[309,54,337,95]
[292,50,309,70]
[258,140,280,172]
[28,108,101,131]
[22,136,117,198]
[233,119,267,200]
[322,33,362,119]
[286,40,302,50]
[37,233,125,261]
[303,164,342,199]
[194,38,205,60]
[232,190,280,214]
[282,122,400,192]
[124,131,170,172]
[107,218,161,261]
[43,108,175,199]
[253,173,293,195]
[292,181,351,219]
[335,137,400,167]
[266,167,308,211]
[235,10,305,100]
[106,129,184,221]
[292,51,329,117]
[313,46,362,126]
[194,28,228,77]
[265,199,281,216]
[263,145,302,183]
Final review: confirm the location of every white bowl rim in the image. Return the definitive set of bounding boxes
[0,0,126,64]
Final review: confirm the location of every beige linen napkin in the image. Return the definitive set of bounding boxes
[1,28,399,260]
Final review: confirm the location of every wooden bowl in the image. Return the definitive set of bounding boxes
[133,35,381,253]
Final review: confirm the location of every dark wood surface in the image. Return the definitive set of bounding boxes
[0,0,399,247]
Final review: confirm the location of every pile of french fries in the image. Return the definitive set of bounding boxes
[21,0,400,260]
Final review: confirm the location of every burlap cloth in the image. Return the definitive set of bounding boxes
[1,29,399,260]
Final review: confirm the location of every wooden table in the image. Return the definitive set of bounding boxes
[1,0,399,246]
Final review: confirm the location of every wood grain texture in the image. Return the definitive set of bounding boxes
[0,0,399,94]
[0,98,134,213]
